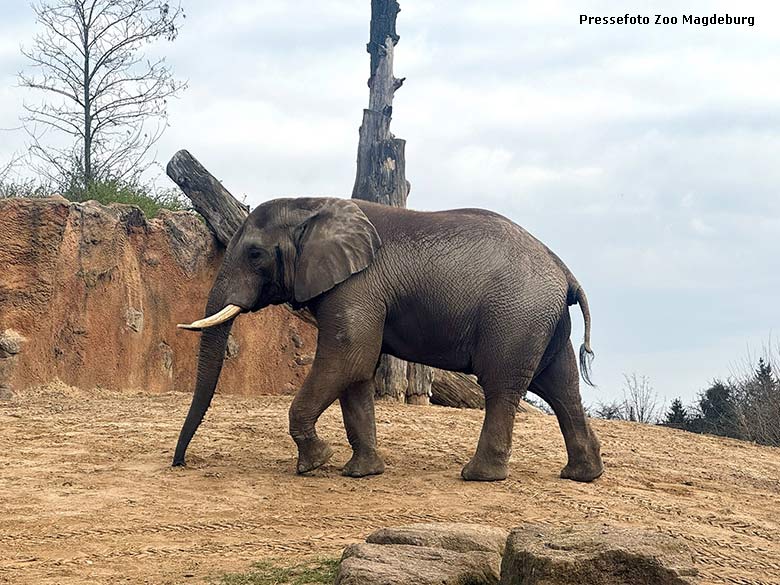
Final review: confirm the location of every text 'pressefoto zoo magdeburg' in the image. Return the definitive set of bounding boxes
[579,14,755,27]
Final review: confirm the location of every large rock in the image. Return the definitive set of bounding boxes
[0,329,26,399]
[367,522,508,555]
[336,523,505,585]
[500,524,698,584]
[336,543,501,585]
[0,198,317,395]
[0,329,25,358]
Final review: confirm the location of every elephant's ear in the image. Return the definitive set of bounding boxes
[293,199,381,303]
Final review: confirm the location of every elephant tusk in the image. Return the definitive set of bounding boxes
[177,304,243,331]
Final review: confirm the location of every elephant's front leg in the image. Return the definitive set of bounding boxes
[288,363,348,474]
[290,296,384,475]
[340,379,385,477]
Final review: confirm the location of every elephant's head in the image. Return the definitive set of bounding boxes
[172,197,381,466]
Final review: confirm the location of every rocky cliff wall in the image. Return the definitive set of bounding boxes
[0,197,317,395]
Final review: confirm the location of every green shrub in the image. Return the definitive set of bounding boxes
[1,177,188,219]
[65,179,187,218]
[0,178,52,199]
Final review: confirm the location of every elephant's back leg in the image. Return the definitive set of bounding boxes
[529,340,603,482]
[461,305,553,481]
[461,283,566,480]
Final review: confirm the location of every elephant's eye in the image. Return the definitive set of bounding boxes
[248,247,269,262]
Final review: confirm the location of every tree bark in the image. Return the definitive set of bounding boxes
[431,372,485,409]
[352,0,432,405]
[430,371,544,415]
[166,150,250,245]
[406,362,434,405]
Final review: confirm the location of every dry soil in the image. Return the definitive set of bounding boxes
[2,383,779,584]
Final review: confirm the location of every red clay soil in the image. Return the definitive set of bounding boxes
[0,197,316,396]
[1,383,779,585]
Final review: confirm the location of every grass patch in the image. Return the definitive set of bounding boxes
[216,558,339,585]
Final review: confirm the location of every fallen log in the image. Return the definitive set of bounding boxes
[166,150,248,244]
[431,371,544,415]
[430,372,485,409]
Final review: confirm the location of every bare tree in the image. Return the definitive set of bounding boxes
[621,373,661,424]
[19,0,185,193]
[590,374,661,423]
[0,157,17,184]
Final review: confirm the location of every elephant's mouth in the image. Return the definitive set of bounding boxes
[177,304,244,331]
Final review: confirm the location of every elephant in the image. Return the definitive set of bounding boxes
[175,197,603,483]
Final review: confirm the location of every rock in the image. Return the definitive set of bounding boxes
[294,354,314,366]
[500,524,698,585]
[290,331,304,349]
[0,330,26,397]
[159,209,215,277]
[125,307,144,333]
[225,333,239,359]
[367,523,508,555]
[336,523,506,585]
[0,330,25,358]
[158,342,174,375]
[336,542,501,585]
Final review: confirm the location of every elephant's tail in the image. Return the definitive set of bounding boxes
[568,283,595,387]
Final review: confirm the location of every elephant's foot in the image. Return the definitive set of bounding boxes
[461,456,509,482]
[343,449,385,478]
[560,456,604,483]
[295,437,334,474]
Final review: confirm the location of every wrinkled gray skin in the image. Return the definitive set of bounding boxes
[174,197,603,483]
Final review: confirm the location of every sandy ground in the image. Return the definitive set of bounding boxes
[2,384,780,585]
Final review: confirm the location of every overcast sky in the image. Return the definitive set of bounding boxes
[1,1,779,410]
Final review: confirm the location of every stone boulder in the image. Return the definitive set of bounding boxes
[367,522,508,555]
[500,524,698,584]
[336,523,506,585]
[0,329,26,399]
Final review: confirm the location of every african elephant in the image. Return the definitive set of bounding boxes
[175,197,603,483]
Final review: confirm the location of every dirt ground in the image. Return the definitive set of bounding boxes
[2,383,780,585]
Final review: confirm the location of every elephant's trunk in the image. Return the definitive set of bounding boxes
[173,282,236,466]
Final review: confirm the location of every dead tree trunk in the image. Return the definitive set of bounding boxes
[352,0,432,405]
[166,150,249,244]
